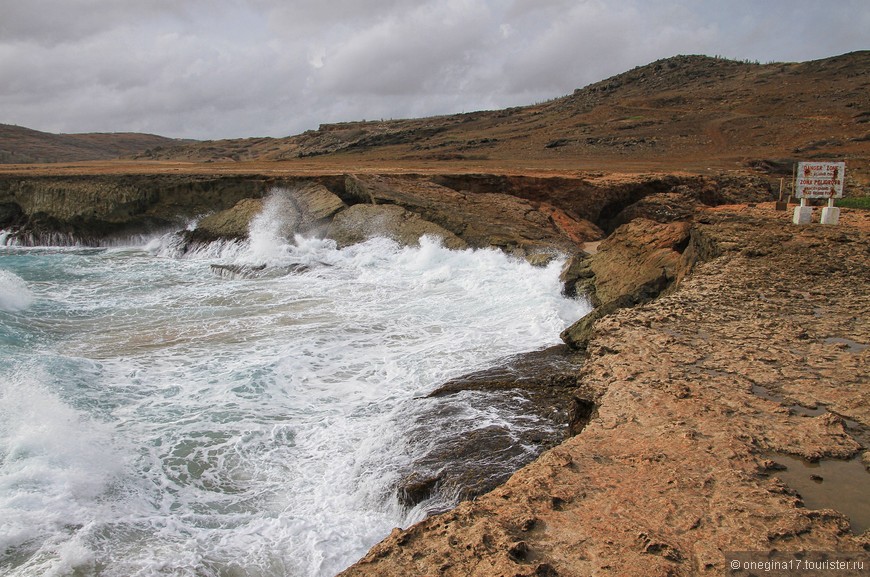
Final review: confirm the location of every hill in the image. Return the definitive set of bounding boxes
[0,124,191,164]
[133,51,870,188]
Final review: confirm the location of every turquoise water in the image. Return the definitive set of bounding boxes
[0,205,588,576]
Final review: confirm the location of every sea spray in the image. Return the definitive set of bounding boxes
[0,269,34,312]
[245,190,298,265]
[0,234,590,577]
[0,367,121,576]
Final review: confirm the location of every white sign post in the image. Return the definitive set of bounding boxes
[793,161,845,225]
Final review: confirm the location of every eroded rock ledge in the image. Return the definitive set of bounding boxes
[0,172,772,255]
[339,205,870,577]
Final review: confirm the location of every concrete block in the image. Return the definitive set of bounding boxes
[821,206,840,225]
[792,206,813,225]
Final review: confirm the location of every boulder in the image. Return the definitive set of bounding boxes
[194,197,263,240]
[190,182,347,242]
[287,181,347,233]
[587,218,691,306]
[561,218,692,349]
[325,204,468,249]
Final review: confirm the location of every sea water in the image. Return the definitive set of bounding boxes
[0,203,589,576]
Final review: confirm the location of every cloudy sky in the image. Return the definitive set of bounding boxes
[1,0,867,140]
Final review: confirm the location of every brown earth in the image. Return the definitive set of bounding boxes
[118,52,870,191]
[0,124,189,164]
[339,204,870,577]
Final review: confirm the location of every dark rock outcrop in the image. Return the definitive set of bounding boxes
[396,346,588,511]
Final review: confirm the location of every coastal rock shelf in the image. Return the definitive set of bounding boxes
[0,172,773,253]
[339,205,870,577]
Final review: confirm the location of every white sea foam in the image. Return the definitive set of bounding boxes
[0,269,34,312]
[0,228,590,577]
[0,367,122,575]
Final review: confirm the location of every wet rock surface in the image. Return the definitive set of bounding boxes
[426,345,584,398]
[340,204,870,577]
[396,346,589,514]
[192,197,264,241]
[209,262,313,280]
[0,171,774,254]
[189,182,346,243]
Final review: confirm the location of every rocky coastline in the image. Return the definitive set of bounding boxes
[2,171,868,575]
[340,203,870,577]
[0,171,772,251]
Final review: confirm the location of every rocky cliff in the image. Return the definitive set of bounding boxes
[0,172,773,255]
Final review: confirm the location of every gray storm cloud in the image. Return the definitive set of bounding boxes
[0,0,867,139]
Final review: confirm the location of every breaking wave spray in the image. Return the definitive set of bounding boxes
[0,193,589,576]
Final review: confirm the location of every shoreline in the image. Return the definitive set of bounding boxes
[2,167,868,575]
[339,203,870,576]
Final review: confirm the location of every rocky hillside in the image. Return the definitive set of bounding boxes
[132,52,870,189]
[0,124,191,164]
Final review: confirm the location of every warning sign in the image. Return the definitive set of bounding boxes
[795,162,845,199]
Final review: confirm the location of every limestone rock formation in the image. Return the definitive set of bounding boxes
[587,218,691,305]
[344,174,600,255]
[189,182,346,243]
[16,179,151,222]
[0,174,272,241]
[325,203,467,249]
[561,218,691,349]
[194,198,263,240]
[287,181,347,233]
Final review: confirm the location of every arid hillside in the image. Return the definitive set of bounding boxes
[0,124,190,164]
[2,52,868,193]
[127,52,870,188]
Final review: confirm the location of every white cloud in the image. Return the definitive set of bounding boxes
[0,0,866,139]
